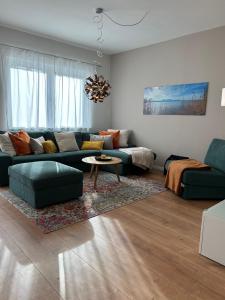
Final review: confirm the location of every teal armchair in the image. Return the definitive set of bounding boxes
[182,139,225,200]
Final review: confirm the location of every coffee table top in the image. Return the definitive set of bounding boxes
[82,156,122,165]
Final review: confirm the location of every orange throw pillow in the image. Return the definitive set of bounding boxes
[99,130,120,149]
[9,130,32,156]
[15,130,30,143]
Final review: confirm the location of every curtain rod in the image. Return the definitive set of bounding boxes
[0,41,102,68]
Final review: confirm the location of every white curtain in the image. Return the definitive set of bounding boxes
[0,46,95,130]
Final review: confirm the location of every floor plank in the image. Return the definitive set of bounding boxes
[0,170,224,300]
[0,226,62,300]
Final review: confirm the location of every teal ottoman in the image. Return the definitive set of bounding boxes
[8,161,83,208]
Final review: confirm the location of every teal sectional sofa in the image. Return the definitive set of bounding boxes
[182,138,225,200]
[0,130,151,186]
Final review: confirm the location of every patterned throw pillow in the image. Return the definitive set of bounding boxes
[30,136,45,154]
[9,130,32,156]
[42,140,58,153]
[90,134,113,150]
[99,130,120,149]
[0,132,16,156]
[54,132,79,152]
[81,141,104,150]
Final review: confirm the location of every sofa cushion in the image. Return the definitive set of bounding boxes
[81,141,104,150]
[12,153,63,164]
[0,152,12,185]
[27,131,46,139]
[9,161,83,190]
[99,130,120,149]
[182,185,225,200]
[108,129,130,147]
[54,132,79,152]
[90,134,113,149]
[204,138,225,173]
[56,150,101,163]
[42,140,58,153]
[81,131,98,143]
[3,131,99,151]
[30,136,45,154]
[0,132,16,156]
[9,131,32,156]
[101,150,131,164]
[15,130,30,143]
[75,132,83,149]
[81,132,91,142]
[12,150,101,165]
[27,131,59,150]
[182,168,225,188]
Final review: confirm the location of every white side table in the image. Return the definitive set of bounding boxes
[199,200,225,266]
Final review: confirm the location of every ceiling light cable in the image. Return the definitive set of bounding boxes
[93,8,150,57]
[102,9,150,27]
[93,12,104,57]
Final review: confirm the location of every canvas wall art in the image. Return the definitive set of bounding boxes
[143,82,208,115]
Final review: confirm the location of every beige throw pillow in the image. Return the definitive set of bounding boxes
[30,136,45,154]
[54,132,79,152]
[0,132,16,156]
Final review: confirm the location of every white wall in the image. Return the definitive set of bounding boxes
[0,26,112,130]
[111,26,225,167]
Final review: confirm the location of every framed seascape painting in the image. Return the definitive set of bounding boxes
[143,82,208,115]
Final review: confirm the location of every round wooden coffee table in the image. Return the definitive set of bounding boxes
[82,156,122,189]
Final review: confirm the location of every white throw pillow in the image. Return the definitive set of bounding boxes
[0,132,16,156]
[30,136,45,154]
[54,132,79,152]
[108,129,130,148]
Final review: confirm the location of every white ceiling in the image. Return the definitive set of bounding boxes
[0,0,225,54]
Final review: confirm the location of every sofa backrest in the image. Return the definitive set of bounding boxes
[204,138,225,173]
[0,130,98,150]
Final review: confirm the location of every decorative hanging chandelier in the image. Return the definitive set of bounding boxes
[84,74,111,103]
[84,7,149,103]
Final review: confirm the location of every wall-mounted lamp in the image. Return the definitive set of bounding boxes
[221,88,225,106]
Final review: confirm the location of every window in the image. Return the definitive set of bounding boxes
[55,75,84,129]
[1,47,94,130]
[10,67,47,128]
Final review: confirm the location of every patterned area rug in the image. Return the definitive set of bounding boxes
[0,172,166,233]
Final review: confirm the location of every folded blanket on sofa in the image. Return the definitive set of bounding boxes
[119,147,154,170]
[165,159,210,195]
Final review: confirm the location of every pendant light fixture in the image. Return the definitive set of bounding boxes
[84,74,111,103]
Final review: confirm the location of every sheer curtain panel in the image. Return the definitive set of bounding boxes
[0,46,95,130]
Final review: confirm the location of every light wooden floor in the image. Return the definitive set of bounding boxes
[0,171,225,300]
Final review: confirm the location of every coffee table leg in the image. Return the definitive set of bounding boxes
[114,164,120,182]
[94,165,99,189]
[90,164,95,178]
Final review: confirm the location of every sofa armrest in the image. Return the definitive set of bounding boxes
[127,144,136,148]
[0,152,12,186]
[122,146,157,160]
